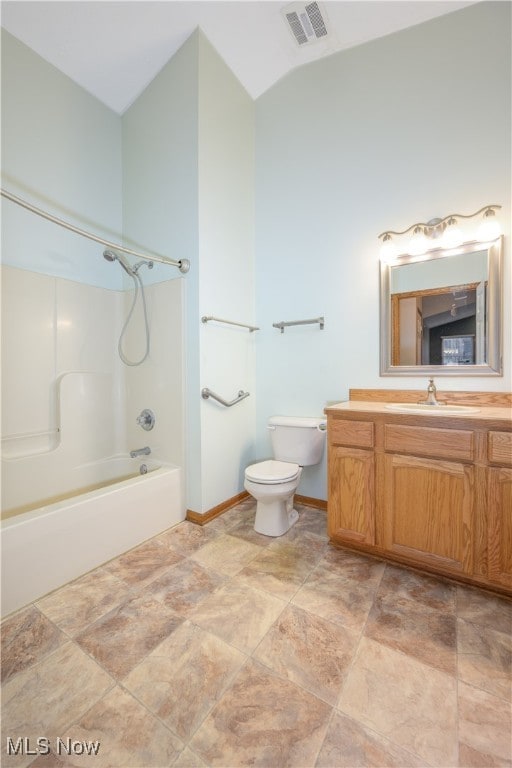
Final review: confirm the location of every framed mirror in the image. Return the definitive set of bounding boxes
[380,238,502,376]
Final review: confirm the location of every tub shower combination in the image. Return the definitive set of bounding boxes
[1,189,187,617]
[1,371,183,617]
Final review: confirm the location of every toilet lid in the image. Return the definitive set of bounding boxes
[245,459,300,484]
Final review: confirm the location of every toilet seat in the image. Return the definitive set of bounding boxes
[245,459,300,485]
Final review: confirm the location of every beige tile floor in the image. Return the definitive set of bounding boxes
[1,501,511,768]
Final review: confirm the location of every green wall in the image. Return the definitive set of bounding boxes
[122,30,255,514]
[1,29,122,288]
[254,1,511,499]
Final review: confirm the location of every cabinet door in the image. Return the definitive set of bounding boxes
[488,468,512,588]
[382,454,474,573]
[328,446,375,544]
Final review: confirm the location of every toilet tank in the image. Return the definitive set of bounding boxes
[268,416,327,466]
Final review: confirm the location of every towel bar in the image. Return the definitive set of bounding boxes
[201,388,250,407]
[272,316,324,333]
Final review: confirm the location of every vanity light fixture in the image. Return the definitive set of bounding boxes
[379,204,502,262]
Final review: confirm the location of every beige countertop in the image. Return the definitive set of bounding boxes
[325,400,512,423]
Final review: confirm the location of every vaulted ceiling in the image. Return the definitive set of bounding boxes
[1,1,475,114]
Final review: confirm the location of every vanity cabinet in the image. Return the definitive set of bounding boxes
[487,432,512,589]
[326,396,512,596]
[327,420,375,545]
[381,424,475,576]
[381,454,474,574]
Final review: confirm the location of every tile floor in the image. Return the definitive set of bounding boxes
[1,500,511,768]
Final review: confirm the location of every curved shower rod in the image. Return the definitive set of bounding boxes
[1,188,190,274]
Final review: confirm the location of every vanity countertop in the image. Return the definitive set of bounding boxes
[325,400,512,424]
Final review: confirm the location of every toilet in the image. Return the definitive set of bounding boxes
[244,416,327,537]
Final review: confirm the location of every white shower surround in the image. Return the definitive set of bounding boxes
[1,266,186,616]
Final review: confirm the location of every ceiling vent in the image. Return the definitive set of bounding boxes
[282,1,330,47]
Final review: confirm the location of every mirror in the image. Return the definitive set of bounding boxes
[380,238,502,375]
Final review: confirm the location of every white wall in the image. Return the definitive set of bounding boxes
[1,30,123,290]
[254,2,511,500]
[121,30,199,289]
[122,34,199,499]
[197,32,255,512]
[122,30,255,515]
[1,29,128,503]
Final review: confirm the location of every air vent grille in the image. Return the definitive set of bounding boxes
[283,1,330,46]
[286,12,308,45]
[306,2,327,39]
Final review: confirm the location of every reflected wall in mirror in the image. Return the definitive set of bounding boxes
[380,238,502,376]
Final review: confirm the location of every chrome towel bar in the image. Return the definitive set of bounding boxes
[273,316,325,333]
[201,315,259,332]
[201,388,250,407]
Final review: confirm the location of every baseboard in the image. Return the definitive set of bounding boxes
[186,491,326,526]
[295,494,327,510]
[186,491,250,526]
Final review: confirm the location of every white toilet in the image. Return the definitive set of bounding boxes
[244,416,327,537]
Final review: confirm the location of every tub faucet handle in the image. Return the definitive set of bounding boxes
[136,409,155,431]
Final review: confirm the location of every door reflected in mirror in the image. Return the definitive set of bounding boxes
[393,282,481,366]
[380,239,502,376]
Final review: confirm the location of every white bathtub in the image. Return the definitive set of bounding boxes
[1,461,184,617]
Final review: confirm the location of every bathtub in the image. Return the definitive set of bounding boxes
[1,459,184,617]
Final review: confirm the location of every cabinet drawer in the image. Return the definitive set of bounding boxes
[488,432,512,466]
[329,419,374,449]
[384,424,474,461]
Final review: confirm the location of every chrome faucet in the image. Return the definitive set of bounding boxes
[419,378,440,406]
[130,446,151,458]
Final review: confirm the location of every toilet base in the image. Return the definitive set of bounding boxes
[254,496,299,537]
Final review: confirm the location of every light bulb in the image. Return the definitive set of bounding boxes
[477,209,501,241]
[379,235,397,263]
[442,218,464,249]
[408,227,429,256]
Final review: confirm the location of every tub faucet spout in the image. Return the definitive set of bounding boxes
[130,446,151,458]
[418,378,440,406]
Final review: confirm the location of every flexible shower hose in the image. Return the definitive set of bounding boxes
[118,274,150,366]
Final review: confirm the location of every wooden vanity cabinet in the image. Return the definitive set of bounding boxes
[327,418,375,545]
[327,403,512,596]
[327,419,376,545]
[381,424,476,576]
[487,432,512,589]
[328,446,375,545]
[381,453,475,574]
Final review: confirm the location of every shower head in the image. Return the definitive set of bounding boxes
[103,249,134,276]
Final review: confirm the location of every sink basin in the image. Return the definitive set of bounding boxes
[385,403,480,415]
